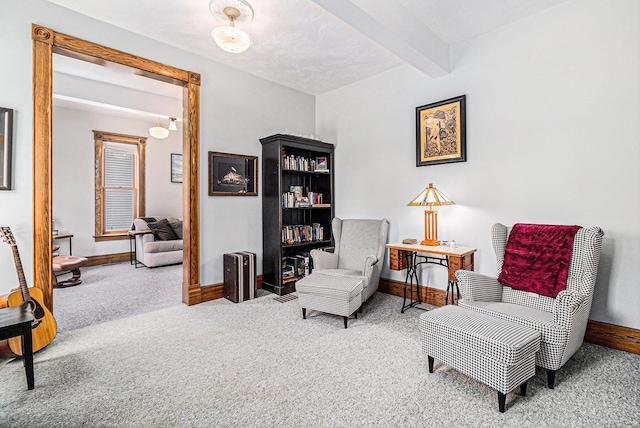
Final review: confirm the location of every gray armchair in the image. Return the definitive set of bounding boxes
[456,223,604,388]
[310,217,390,306]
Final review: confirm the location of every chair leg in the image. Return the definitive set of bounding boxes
[354,310,357,319]
[520,381,528,397]
[343,316,348,329]
[428,356,434,373]
[498,391,506,413]
[302,308,306,319]
[547,369,556,389]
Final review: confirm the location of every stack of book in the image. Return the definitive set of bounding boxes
[282,260,296,282]
[283,253,312,280]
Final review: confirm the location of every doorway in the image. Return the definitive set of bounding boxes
[32,24,202,312]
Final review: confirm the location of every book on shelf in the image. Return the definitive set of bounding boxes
[296,253,311,277]
[282,267,295,281]
[281,151,319,172]
[282,191,323,208]
[284,256,300,277]
[282,224,324,244]
[311,203,330,208]
[307,191,323,205]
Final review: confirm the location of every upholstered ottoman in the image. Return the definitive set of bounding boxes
[419,305,541,412]
[296,273,363,328]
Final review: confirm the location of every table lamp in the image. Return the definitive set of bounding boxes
[407,183,455,246]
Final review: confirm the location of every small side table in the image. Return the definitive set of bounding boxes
[387,243,477,312]
[52,233,73,255]
[128,230,153,268]
[0,305,35,390]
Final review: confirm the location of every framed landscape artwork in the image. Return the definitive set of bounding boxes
[208,151,258,196]
[0,107,13,190]
[415,95,466,167]
[171,153,182,183]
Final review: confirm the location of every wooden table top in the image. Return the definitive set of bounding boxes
[52,233,73,240]
[127,230,154,236]
[386,242,477,257]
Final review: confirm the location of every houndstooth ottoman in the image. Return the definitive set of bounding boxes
[419,305,541,412]
[296,273,363,329]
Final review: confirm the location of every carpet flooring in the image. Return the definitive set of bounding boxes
[52,263,183,332]
[1,292,639,427]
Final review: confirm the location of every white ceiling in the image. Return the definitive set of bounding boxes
[48,0,569,96]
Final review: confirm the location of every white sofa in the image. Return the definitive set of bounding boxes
[132,216,183,268]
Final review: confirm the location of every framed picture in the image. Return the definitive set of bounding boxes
[0,107,13,190]
[171,153,182,183]
[416,95,466,167]
[315,156,328,171]
[208,151,258,196]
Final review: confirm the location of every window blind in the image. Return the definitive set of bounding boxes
[104,143,137,231]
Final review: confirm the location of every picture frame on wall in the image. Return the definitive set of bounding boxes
[208,151,258,196]
[0,107,13,190]
[416,95,466,167]
[171,153,182,183]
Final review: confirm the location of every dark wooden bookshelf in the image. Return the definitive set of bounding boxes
[260,134,335,295]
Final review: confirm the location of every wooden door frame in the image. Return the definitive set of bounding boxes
[32,24,201,310]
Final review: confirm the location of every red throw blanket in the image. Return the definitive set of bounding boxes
[498,223,581,298]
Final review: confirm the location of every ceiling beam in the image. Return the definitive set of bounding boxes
[311,0,450,78]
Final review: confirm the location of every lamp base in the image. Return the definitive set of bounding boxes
[420,239,440,246]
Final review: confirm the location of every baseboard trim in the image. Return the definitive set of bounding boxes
[378,276,640,355]
[85,252,131,267]
[378,277,447,307]
[584,320,640,355]
[189,275,263,305]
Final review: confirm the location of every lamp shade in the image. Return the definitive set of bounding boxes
[168,118,178,131]
[212,25,253,53]
[407,183,455,207]
[149,122,169,139]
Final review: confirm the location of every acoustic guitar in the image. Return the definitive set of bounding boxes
[0,226,57,358]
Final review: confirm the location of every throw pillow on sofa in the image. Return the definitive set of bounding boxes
[169,220,183,239]
[147,218,179,241]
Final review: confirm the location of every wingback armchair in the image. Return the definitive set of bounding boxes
[456,223,604,388]
[310,217,390,306]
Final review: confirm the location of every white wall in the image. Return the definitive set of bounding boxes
[0,1,315,294]
[316,0,640,329]
[52,106,182,257]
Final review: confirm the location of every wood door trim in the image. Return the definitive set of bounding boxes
[32,24,201,310]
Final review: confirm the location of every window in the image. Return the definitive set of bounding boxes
[94,131,146,241]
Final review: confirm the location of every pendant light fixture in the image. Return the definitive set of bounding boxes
[210,0,254,54]
[149,119,169,140]
[168,117,178,131]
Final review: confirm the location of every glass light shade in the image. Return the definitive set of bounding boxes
[212,25,253,53]
[407,183,455,207]
[149,123,169,139]
[168,118,178,131]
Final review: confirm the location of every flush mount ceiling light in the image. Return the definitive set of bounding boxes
[209,0,254,54]
[149,119,169,139]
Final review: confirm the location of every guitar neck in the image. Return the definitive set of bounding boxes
[10,245,30,301]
